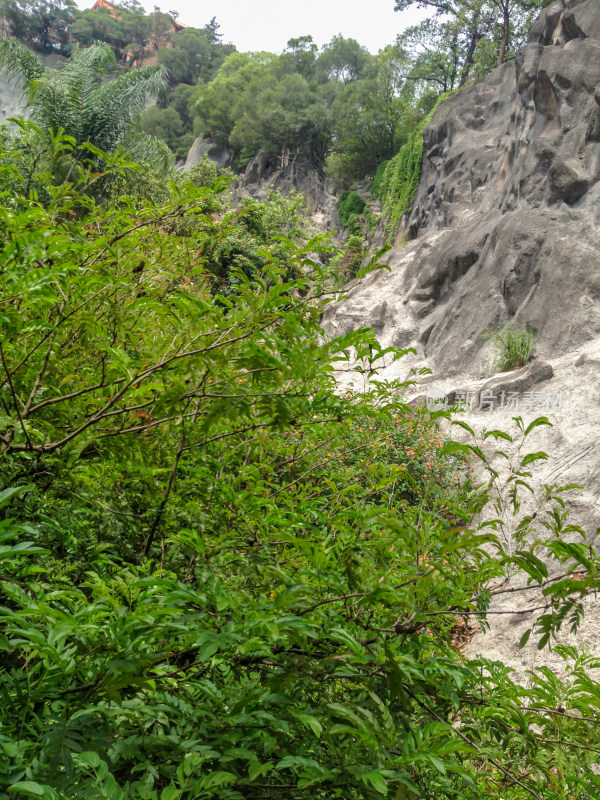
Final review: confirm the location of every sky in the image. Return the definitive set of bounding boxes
[74,0,428,54]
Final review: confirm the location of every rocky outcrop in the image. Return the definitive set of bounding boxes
[237,151,340,232]
[184,135,234,170]
[325,0,600,375]
[323,0,600,679]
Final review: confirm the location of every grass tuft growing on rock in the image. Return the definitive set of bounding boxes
[493,324,534,371]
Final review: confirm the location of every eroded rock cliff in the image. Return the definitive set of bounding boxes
[236,151,340,232]
[323,0,600,678]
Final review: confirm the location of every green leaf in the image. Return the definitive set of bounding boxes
[0,486,31,510]
[524,417,552,437]
[161,788,181,800]
[8,783,59,800]
[364,771,389,795]
[520,451,548,467]
[518,628,532,649]
[482,429,512,442]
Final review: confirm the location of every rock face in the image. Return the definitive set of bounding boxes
[184,136,234,170]
[323,0,600,679]
[0,69,26,125]
[237,151,340,232]
[326,0,600,376]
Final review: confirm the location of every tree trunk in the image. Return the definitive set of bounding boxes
[459,32,482,86]
[498,6,510,66]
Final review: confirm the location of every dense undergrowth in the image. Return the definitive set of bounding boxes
[374,92,455,243]
[2,123,600,800]
[335,92,455,256]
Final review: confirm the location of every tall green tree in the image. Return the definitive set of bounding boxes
[147,6,173,52]
[281,35,318,79]
[230,72,331,164]
[194,51,276,145]
[70,6,129,57]
[157,25,235,86]
[158,29,213,84]
[326,45,416,182]
[398,18,465,91]
[0,0,78,53]
[394,0,546,82]
[316,34,372,84]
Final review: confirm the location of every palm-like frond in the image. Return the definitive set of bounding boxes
[31,43,117,144]
[3,40,167,156]
[0,39,45,97]
[61,41,116,77]
[87,65,168,153]
[121,131,174,173]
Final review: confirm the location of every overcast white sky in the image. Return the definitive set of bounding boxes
[75,0,427,54]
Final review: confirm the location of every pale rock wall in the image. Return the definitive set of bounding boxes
[322,0,600,681]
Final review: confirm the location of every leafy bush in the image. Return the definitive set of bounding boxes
[3,119,600,800]
[344,234,366,277]
[493,325,535,371]
[338,189,366,234]
[185,154,220,187]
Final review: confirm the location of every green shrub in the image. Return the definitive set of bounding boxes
[338,189,366,234]
[493,325,535,371]
[345,233,365,277]
[182,153,220,187]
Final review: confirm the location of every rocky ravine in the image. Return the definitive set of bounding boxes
[323,0,600,679]
[185,138,340,233]
[236,151,340,232]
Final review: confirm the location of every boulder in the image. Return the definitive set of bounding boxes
[184,136,233,170]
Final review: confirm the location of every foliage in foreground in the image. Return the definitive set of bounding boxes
[1,130,600,800]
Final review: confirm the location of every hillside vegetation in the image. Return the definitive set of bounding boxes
[2,0,548,172]
[3,3,600,800]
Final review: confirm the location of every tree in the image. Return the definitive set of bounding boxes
[0,40,167,155]
[326,46,416,183]
[393,0,546,81]
[0,0,79,54]
[119,2,151,64]
[231,72,330,162]
[202,15,223,43]
[316,34,372,83]
[194,51,276,144]
[157,28,212,84]
[147,6,173,52]
[489,0,544,65]
[398,18,465,91]
[281,35,318,79]
[71,7,128,56]
[138,105,185,154]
